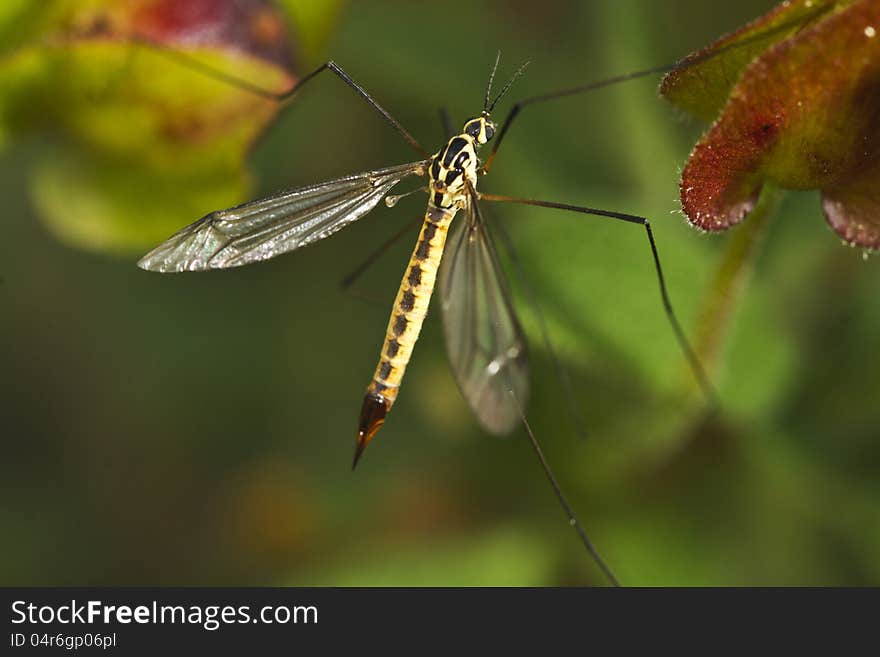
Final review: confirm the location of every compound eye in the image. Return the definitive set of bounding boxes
[465,121,481,138]
[484,124,495,141]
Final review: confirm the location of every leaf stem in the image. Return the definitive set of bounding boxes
[693,184,783,381]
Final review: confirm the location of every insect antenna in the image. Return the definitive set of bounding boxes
[488,60,530,113]
[483,51,503,112]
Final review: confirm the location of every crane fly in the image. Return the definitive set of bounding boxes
[135,55,693,587]
[137,52,710,448]
[135,7,822,585]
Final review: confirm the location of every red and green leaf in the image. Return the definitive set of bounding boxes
[662,0,880,250]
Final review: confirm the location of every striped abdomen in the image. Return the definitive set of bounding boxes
[353,205,455,466]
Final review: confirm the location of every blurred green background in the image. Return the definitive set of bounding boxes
[2,0,878,586]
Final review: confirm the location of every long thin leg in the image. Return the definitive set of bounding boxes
[481,6,829,173]
[508,388,620,586]
[480,192,717,406]
[483,66,669,173]
[339,215,423,294]
[439,107,455,140]
[133,37,428,157]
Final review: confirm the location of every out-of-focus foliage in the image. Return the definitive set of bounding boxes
[278,0,346,63]
[661,0,880,249]
[1,0,878,586]
[0,0,298,251]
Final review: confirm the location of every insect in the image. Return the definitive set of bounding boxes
[135,7,818,584]
[137,55,715,435]
[136,53,712,585]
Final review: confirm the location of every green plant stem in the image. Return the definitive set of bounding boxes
[693,184,783,382]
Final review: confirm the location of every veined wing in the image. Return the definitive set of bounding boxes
[139,161,429,272]
[438,187,528,435]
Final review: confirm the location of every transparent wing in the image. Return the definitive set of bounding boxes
[139,160,428,272]
[438,189,529,435]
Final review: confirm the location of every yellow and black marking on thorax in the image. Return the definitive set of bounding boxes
[353,115,496,466]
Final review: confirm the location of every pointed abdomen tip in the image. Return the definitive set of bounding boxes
[352,392,390,470]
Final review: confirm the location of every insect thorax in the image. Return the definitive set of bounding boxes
[429,133,479,210]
